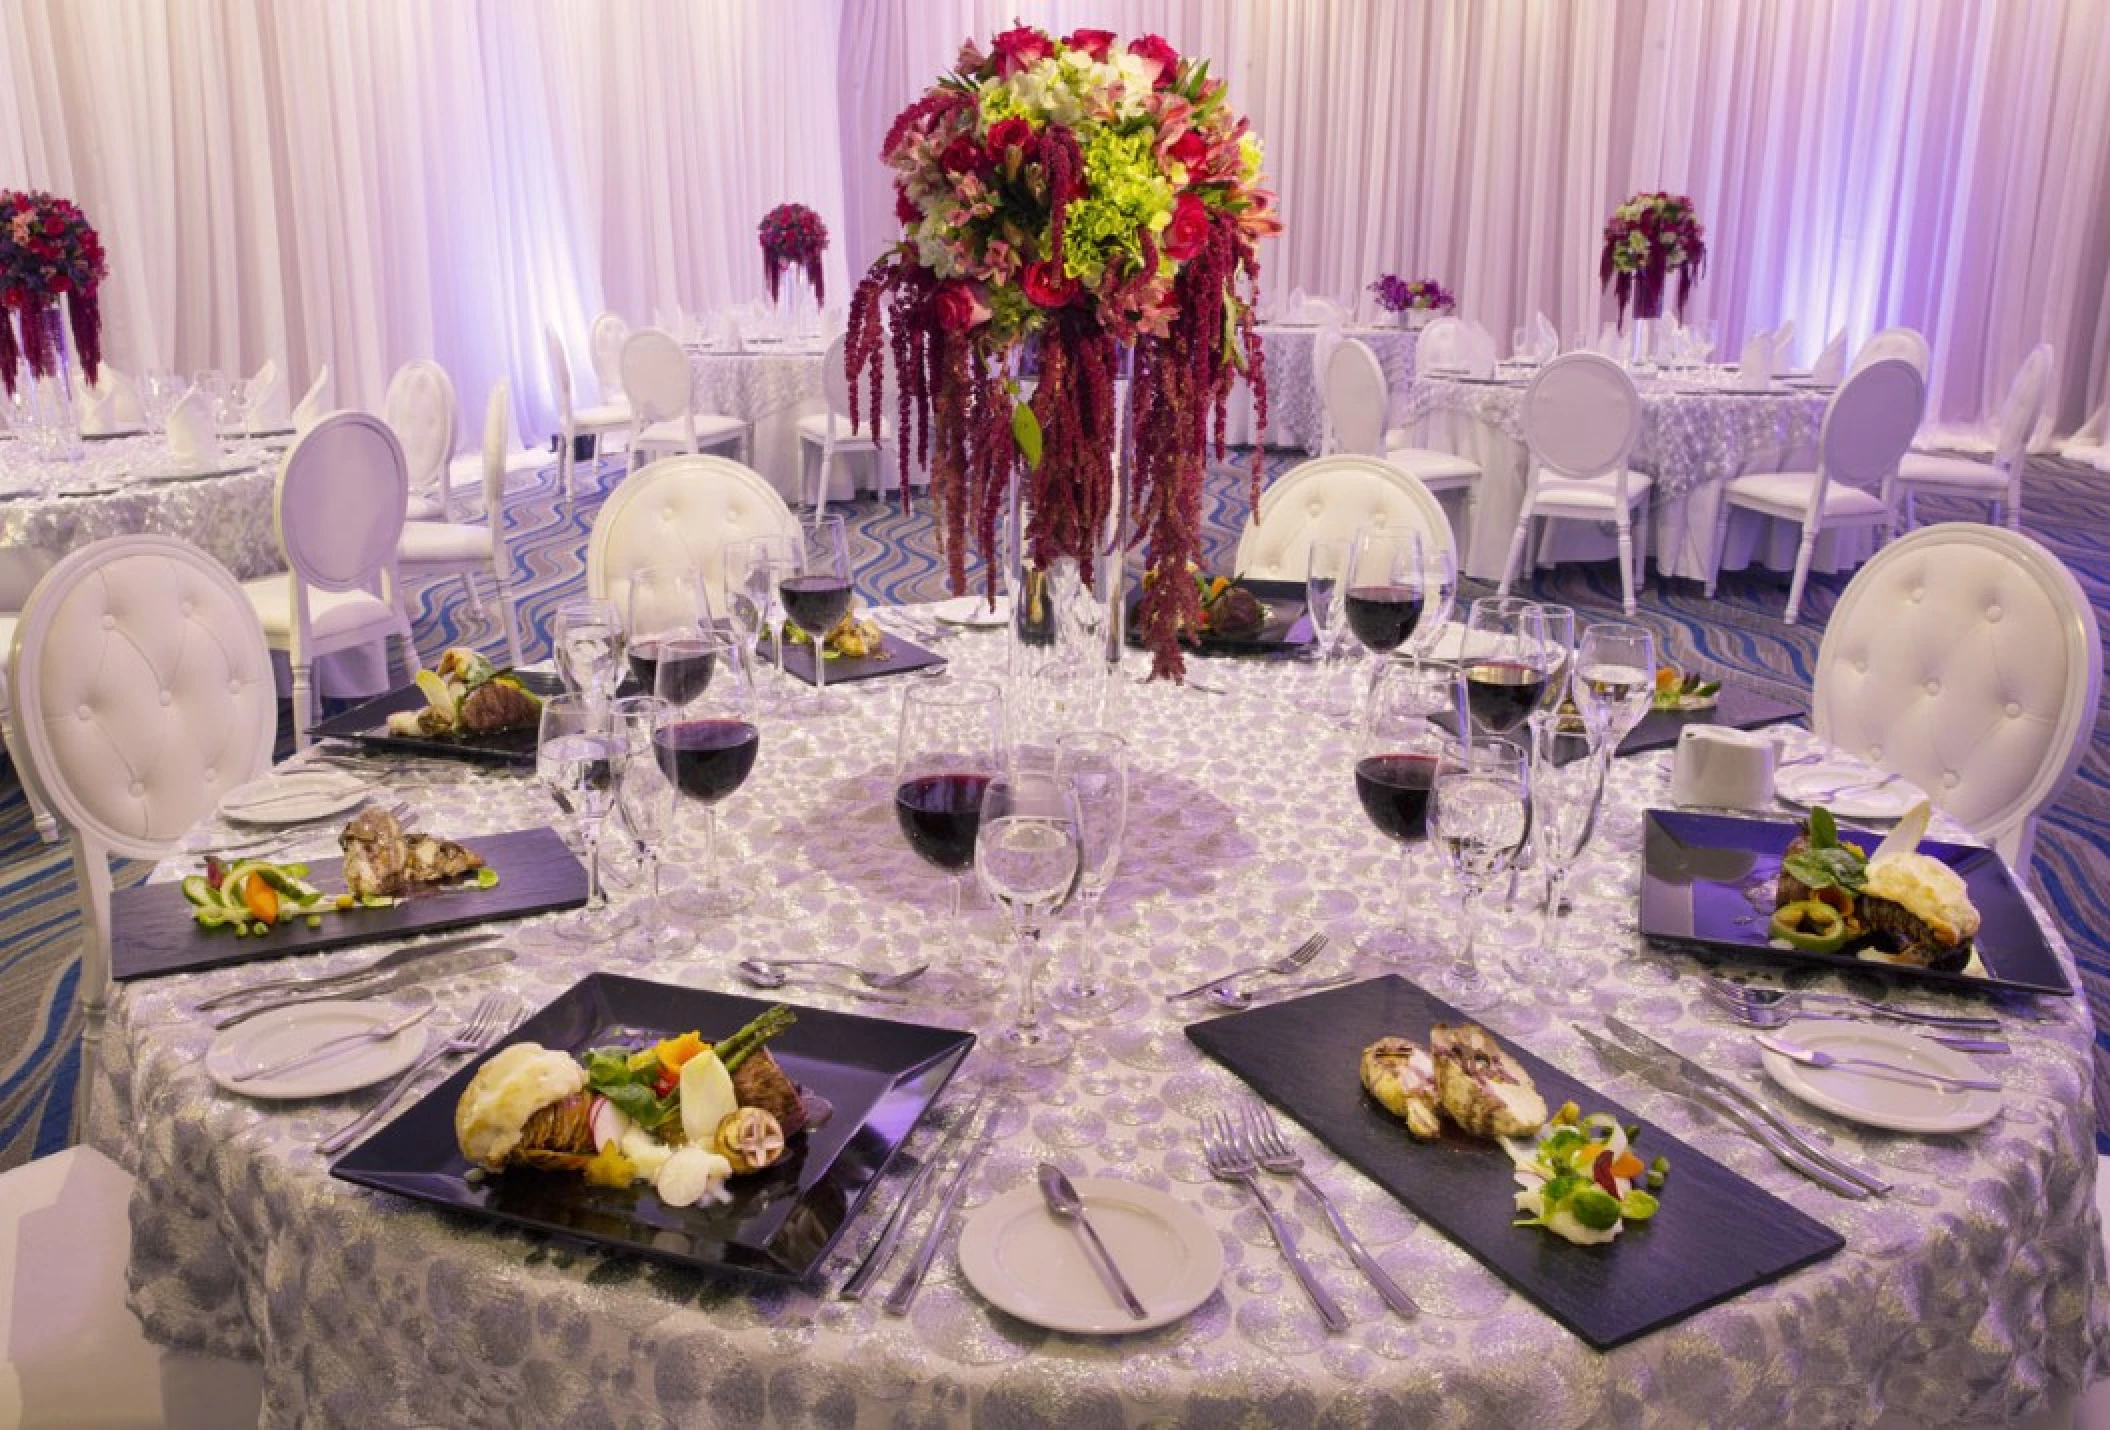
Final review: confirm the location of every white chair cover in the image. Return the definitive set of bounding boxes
[382,359,458,519]
[1233,454,1456,580]
[591,311,630,402]
[585,454,798,619]
[1852,326,1932,377]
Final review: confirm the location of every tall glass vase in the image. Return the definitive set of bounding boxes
[1628,316,1656,372]
[10,303,83,462]
[1006,470,1124,761]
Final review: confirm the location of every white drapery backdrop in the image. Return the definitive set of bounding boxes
[4,0,2107,444]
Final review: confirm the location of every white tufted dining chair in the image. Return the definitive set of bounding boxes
[383,358,459,523]
[1813,524,2098,868]
[1499,352,1650,615]
[591,311,631,404]
[1851,326,1931,378]
[1893,344,2053,533]
[240,412,423,748]
[796,332,899,521]
[1416,317,1482,375]
[397,382,525,667]
[1706,358,1925,625]
[1322,340,1480,542]
[1233,454,1457,580]
[10,534,278,1128]
[585,454,799,621]
[547,324,631,499]
[620,328,751,471]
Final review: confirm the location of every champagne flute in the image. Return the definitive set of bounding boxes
[530,693,633,946]
[1462,597,1554,738]
[1354,658,1463,962]
[725,533,799,710]
[553,598,625,705]
[782,514,854,714]
[611,695,687,958]
[894,679,1006,998]
[1574,623,1657,752]
[1045,731,1134,1019]
[653,631,759,918]
[1304,536,1353,718]
[1506,716,1604,997]
[1528,602,1578,718]
[1430,739,1530,1011]
[625,564,713,701]
[975,768,1084,1065]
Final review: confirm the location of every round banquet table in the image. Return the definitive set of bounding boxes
[1402,368,1873,585]
[1226,324,1420,452]
[686,339,903,507]
[93,625,2107,1427]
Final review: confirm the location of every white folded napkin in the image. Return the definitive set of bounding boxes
[1737,332,1775,390]
[291,365,331,433]
[243,360,288,431]
[1463,321,1498,378]
[1287,287,1308,322]
[1808,330,1847,386]
[78,367,143,434]
[166,388,223,464]
[711,312,744,353]
[1532,312,1558,361]
[1769,321,1797,368]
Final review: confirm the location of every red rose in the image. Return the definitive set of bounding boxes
[939,136,986,176]
[985,117,1034,162]
[1022,260,1079,310]
[1128,34,1180,86]
[1161,194,1211,261]
[894,185,921,227]
[933,280,992,333]
[990,25,1053,78]
[1168,130,1208,171]
[1064,28,1115,62]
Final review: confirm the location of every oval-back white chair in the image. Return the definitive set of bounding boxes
[620,327,750,471]
[1416,317,1471,372]
[1321,339,1392,458]
[11,535,277,1128]
[382,359,458,522]
[1706,357,1925,625]
[585,454,799,622]
[397,382,525,667]
[1851,326,1931,377]
[1499,352,1650,615]
[546,325,630,500]
[797,332,899,521]
[591,311,631,402]
[1813,524,2099,867]
[239,412,422,747]
[1893,343,2053,532]
[1233,454,1457,581]
[1309,323,1345,451]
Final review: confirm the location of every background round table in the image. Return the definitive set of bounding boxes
[687,339,884,506]
[1226,324,1420,452]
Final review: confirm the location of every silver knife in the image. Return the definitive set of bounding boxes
[210,940,515,1028]
[884,1096,1003,1315]
[196,932,502,1011]
[1599,1017,1891,1196]
[1574,1026,1874,1200]
[839,1082,990,1300]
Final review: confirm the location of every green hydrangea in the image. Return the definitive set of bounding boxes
[1061,126,1174,286]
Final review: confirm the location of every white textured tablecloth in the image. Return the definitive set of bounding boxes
[686,342,867,505]
[1227,325,1420,452]
[1403,372,1876,584]
[95,626,2108,1427]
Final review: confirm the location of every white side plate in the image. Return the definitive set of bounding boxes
[1758,1018,2000,1133]
[206,1000,429,1100]
[218,771,369,826]
[930,595,1011,628]
[1774,763,1921,821]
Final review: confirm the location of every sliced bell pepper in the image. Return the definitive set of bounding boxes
[1769,899,1850,954]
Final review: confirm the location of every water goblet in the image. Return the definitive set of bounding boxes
[975,769,1083,1065]
[1430,739,1531,1012]
[553,597,625,705]
[1044,731,1135,1020]
[527,693,634,947]
[1574,622,1657,752]
[1506,716,1604,998]
[611,695,688,959]
[1527,602,1577,718]
[725,533,799,710]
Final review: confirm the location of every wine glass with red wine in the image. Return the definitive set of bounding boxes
[1342,528,1431,660]
[782,514,854,714]
[652,630,760,918]
[894,679,1006,998]
[625,565,713,702]
[1355,658,1464,962]
[1461,597,1555,738]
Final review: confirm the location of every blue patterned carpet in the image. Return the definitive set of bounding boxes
[1,448,2103,1167]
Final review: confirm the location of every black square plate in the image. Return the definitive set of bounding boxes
[1187,975,1843,1350]
[331,974,976,1282]
[1638,808,2070,997]
[775,632,945,686]
[1126,577,1310,657]
[1436,682,1803,761]
[308,670,563,765]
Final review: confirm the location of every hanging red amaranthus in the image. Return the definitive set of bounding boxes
[846,25,1281,679]
[0,189,106,398]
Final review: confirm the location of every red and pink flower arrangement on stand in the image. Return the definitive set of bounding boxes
[1600,192,1705,326]
[0,189,106,398]
[847,24,1282,678]
[758,203,828,306]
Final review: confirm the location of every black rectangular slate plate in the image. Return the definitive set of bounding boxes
[775,632,945,686]
[1639,808,2071,997]
[1186,975,1843,1350]
[1433,682,1802,762]
[1125,576,1310,657]
[332,974,976,1282]
[112,826,585,980]
[308,670,564,765]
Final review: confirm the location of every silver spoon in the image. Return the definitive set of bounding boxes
[738,956,928,990]
[1205,970,1361,1010]
[1038,1162,1148,1320]
[733,963,913,1006]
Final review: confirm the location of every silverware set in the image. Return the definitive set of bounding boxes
[1198,1107,1349,1330]
[734,956,929,1005]
[1230,1100,1418,1318]
[1168,933,1327,1004]
[838,1084,1003,1313]
[1701,976,2002,1033]
[1702,982,2008,1053]
[200,933,514,1029]
[317,991,525,1155]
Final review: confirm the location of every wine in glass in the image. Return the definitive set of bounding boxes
[1430,739,1531,1011]
[611,695,688,958]
[652,631,759,917]
[1354,657,1463,962]
[1574,622,1657,752]
[625,564,713,702]
[894,679,1006,997]
[530,693,633,946]
[1342,528,1429,658]
[1045,731,1134,1019]
[553,597,625,705]
[975,769,1084,1065]
[782,515,854,714]
[1462,597,1554,738]
[1507,716,1604,997]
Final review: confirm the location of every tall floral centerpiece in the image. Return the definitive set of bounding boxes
[847,25,1281,679]
[1599,191,1705,327]
[1369,274,1454,330]
[758,203,828,307]
[0,189,106,399]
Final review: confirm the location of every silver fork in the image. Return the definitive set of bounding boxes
[1166,933,1327,1003]
[1702,975,2001,1032]
[1198,1109,1348,1332]
[1699,984,2008,1053]
[317,991,522,1155]
[1238,1101,1417,1318]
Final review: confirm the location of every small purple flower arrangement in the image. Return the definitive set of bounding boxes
[1368,274,1455,314]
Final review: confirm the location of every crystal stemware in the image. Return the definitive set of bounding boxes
[1354,657,1462,963]
[1430,739,1530,1012]
[975,768,1083,1065]
[527,693,634,947]
[1044,731,1135,1020]
[1574,622,1657,752]
[1462,597,1555,739]
[783,514,854,715]
[894,679,1006,998]
[611,695,688,958]
[553,597,625,706]
[653,630,758,918]
[1506,716,1604,997]
[624,564,713,701]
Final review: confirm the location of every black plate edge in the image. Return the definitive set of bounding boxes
[307,670,564,764]
[1123,575,1311,657]
[775,631,946,686]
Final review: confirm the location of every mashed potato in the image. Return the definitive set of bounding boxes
[453,1043,588,1171]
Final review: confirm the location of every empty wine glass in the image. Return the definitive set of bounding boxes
[1355,658,1463,963]
[1403,537,1457,661]
[625,564,713,700]
[1430,739,1530,1011]
[725,533,799,710]
[653,630,758,918]
[1528,602,1578,718]
[1574,622,1657,752]
[894,679,1006,998]
[1044,731,1134,1020]
[1506,716,1604,997]
[553,597,625,705]
[611,695,687,958]
[1462,597,1555,739]
[531,693,634,946]
[1304,536,1354,717]
[783,514,854,715]
[975,768,1083,1065]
